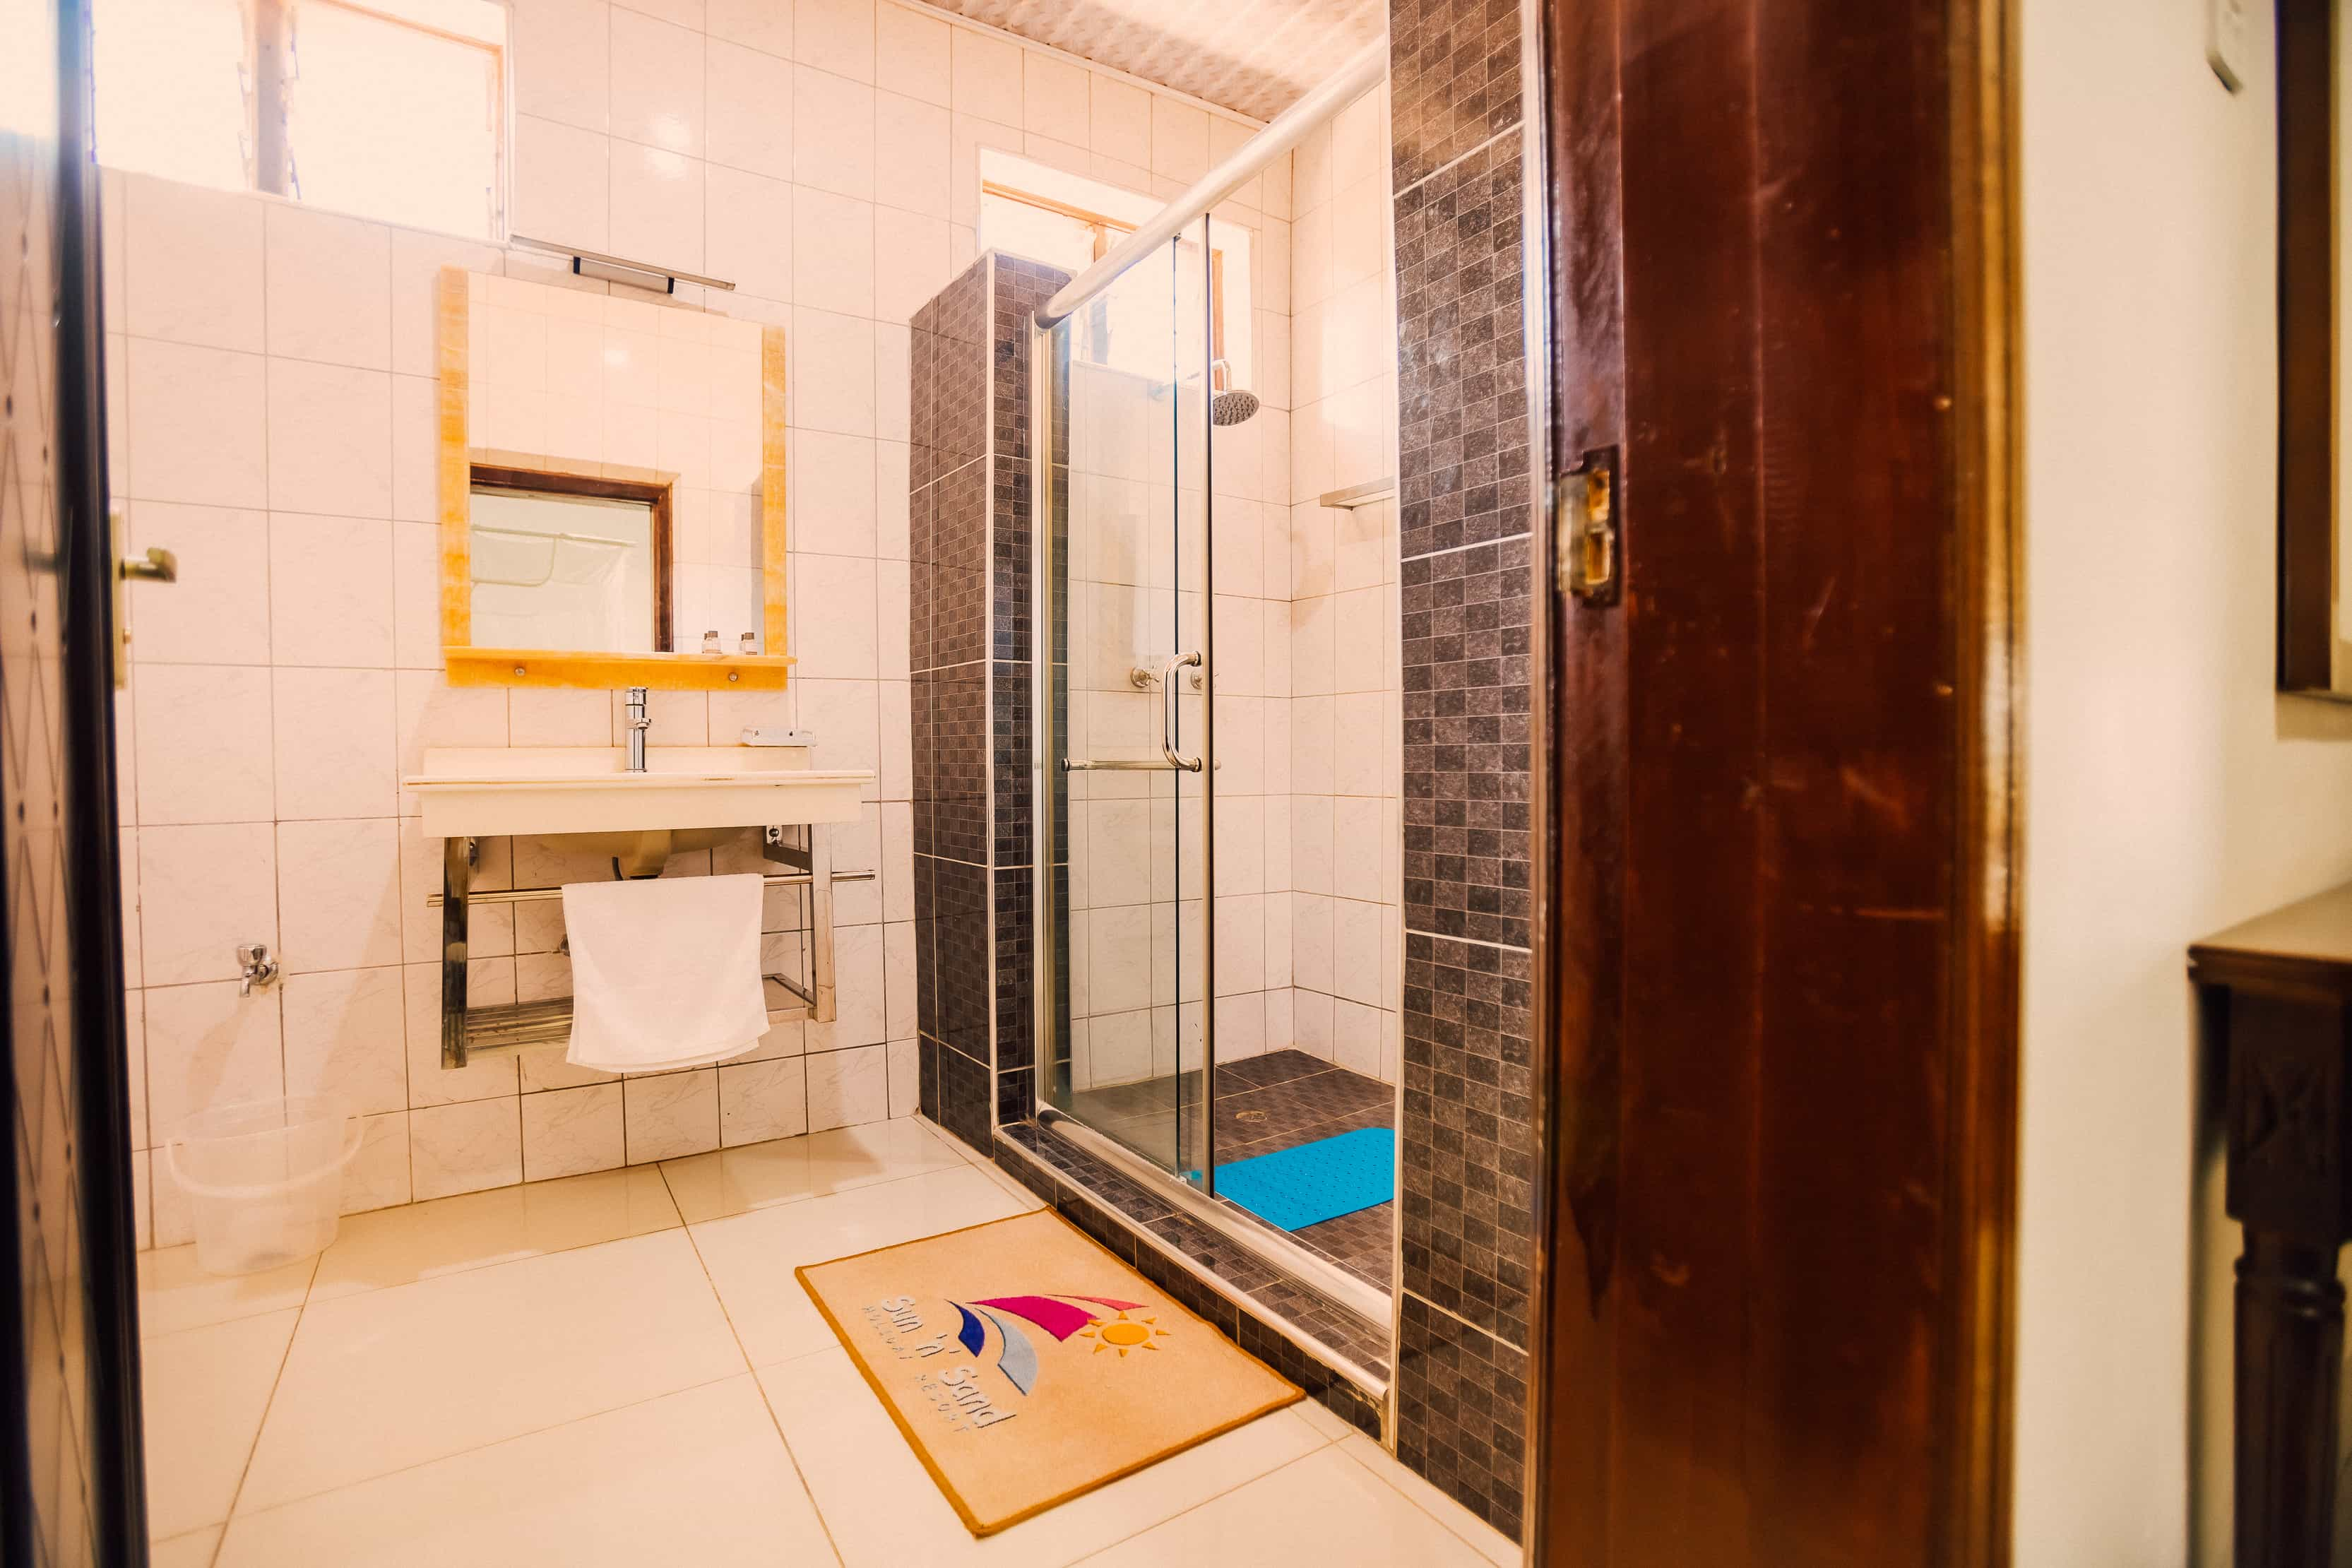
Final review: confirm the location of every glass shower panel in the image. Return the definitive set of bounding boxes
[1045,234,1207,1178]
[1170,216,1215,1192]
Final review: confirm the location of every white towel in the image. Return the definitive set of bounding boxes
[562,874,769,1073]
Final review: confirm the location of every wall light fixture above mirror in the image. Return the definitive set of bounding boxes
[435,267,790,690]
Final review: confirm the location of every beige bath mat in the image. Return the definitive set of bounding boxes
[796,1208,1302,1535]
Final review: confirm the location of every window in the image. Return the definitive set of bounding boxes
[93,0,508,240]
[978,152,1254,396]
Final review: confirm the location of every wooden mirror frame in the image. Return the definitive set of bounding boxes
[2281,0,2341,695]
[434,266,791,691]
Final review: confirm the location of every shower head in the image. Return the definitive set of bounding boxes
[1208,359,1260,426]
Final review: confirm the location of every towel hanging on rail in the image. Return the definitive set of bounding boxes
[562,874,768,1073]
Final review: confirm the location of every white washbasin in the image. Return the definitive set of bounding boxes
[405,747,872,838]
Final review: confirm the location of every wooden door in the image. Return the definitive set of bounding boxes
[1524,0,2020,1562]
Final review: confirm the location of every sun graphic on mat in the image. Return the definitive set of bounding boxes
[1076,1311,1171,1358]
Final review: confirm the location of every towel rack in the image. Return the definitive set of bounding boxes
[422,869,874,907]
[436,824,860,1068]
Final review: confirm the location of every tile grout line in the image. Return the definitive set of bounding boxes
[1401,925,1532,956]
[1059,1442,1341,1567]
[1398,1286,1527,1357]
[1390,121,1528,208]
[1397,527,1533,566]
[1326,1436,1519,1567]
[219,1366,760,1532]
[653,1157,853,1568]
[196,1248,322,1567]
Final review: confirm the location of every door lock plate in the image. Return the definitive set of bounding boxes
[1557,446,1621,603]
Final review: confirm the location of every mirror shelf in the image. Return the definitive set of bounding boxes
[444,646,794,691]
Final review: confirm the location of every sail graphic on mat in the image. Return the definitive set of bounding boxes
[946,1293,1155,1397]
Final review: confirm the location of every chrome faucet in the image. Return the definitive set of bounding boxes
[624,687,649,772]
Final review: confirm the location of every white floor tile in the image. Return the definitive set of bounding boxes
[239,1230,742,1511]
[304,1165,679,1302]
[930,1122,1059,1208]
[756,1346,1329,1567]
[1288,1394,1360,1444]
[658,1116,966,1223]
[1069,1444,1495,1567]
[1334,1435,1519,1567]
[138,1246,316,1338]
[152,1526,223,1568]
[216,1377,838,1568]
[142,1309,299,1539]
[687,1164,1033,1367]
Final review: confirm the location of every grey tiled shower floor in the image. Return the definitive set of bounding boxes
[1065,1050,1397,1293]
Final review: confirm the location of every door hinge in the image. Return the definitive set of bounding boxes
[1555,446,1620,604]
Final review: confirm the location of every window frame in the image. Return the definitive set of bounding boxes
[978,173,1244,391]
[92,0,513,244]
[278,0,513,240]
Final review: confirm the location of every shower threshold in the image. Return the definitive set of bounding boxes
[1067,1051,1396,1294]
[995,1081,1397,1410]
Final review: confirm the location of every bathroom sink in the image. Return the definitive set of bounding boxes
[405,747,872,838]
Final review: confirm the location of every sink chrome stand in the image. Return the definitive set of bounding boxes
[435,824,853,1069]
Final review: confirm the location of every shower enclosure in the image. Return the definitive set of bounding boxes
[1028,41,1392,1326]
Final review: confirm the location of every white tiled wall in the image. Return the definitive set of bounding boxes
[1285,81,1403,1084]
[104,1,1273,1246]
[105,170,910,1249]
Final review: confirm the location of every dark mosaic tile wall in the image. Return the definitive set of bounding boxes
[909,254,1069,1156]
[1389,0,1538,1540]
[1396,1293,1530,1534]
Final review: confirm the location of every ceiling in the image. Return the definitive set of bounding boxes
[924,0,1384,123]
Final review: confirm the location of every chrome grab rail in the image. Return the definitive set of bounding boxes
[1160,651,1203,772]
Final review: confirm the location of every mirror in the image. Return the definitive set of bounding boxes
[2281,0,2351,694]
[435,268,788,689]
[469,470,667,652]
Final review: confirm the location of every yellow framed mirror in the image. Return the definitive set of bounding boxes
[435,266,790,690]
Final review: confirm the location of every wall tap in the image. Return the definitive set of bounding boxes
[624,686,649,773]
[236,943,278,997]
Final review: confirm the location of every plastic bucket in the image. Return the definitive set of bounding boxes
[165,1095,362,1276]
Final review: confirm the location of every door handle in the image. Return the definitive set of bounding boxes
[109,504,175,689]
[119,546,177,583]
[1159,651,1202,773]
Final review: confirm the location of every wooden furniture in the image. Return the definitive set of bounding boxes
[2192,883,2352,1567]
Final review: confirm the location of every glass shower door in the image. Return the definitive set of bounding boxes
[1043,221,1216,1187]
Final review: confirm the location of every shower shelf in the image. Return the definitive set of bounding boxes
[1315,477,1397,510]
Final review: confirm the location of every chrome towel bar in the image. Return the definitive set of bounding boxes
[424,869,874,908]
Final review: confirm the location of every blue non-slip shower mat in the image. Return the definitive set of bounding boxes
[1209,1127,1396,1232]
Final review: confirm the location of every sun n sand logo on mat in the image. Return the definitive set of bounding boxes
[860,1292,1173,1434]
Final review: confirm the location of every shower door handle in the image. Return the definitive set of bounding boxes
[1160,651,1203,772]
